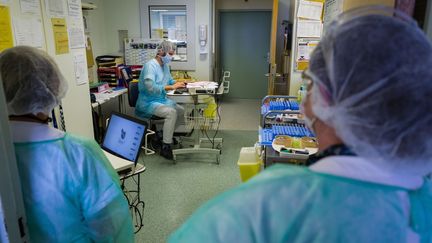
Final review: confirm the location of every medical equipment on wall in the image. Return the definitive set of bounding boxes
[199,24,208,54]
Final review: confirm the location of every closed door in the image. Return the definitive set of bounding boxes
[220,11,271,99]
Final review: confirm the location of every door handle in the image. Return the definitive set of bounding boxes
[265,73,281,77]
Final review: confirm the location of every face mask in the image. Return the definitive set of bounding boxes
[304,115,317,135]
[300,101,317,135]
[161,54,173,64]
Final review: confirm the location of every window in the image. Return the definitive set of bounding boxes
[141,0,195,70]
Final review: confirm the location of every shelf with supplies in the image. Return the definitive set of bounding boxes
[258,95,317,167]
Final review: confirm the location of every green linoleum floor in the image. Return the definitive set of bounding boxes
[132,130,258,243]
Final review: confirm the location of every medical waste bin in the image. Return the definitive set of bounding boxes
[237,147,262,182]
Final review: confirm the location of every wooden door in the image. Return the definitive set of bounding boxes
[267,0,279,95]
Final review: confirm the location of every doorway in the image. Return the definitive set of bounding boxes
[219,11,272,99]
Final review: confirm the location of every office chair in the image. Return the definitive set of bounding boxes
[128,81,164,155]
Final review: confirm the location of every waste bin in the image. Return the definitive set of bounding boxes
[237,147,262,182]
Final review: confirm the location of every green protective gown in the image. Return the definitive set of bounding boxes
[169,164,432,243]
[14,133,134,242]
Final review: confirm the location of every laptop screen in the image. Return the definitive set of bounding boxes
[102,112,147,163]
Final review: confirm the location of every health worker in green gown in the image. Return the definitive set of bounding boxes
[0,46,134,243]
[169,6,432,243]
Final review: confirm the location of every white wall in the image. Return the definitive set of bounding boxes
[83,0,109,58]
[100,0,141,56]
[40,1,94,138]
[195,0,213,80]
[84,0,212,81]
[5,0,93,138]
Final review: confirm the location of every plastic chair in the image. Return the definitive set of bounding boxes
[128,81,164,155]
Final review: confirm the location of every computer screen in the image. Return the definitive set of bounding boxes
[102,112,147,163]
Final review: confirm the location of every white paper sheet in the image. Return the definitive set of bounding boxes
[0,0,11,5]
[297,19,322,37]
[323,0,343,24]
[45,0,65,17]
[297,0,323,20]
[297,42,309,60]
[73,52,88,85]
[297,40,319,61]
[67,0,81,17]
[68,18,85,49]
[186,81,218,89]
[19,0,41,14]
[14,17,44,48]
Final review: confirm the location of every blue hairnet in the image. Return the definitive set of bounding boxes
[0,46,68,116]
[307,7,432,175]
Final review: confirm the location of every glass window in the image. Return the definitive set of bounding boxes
[141,0,195,70]
[149,6,188,62]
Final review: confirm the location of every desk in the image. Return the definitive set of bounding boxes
[91,88,128,143]
[91,88,127,112]
[167,90,223,164]
[104,151,146,233]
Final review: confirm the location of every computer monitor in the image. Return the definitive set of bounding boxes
[102,112,147,163]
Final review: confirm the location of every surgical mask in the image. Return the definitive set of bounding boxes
[300,101,317,135]
[161,54,173,64]
[304,115,317,135]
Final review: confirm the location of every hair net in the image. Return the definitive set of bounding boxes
[0,46,68,116]
[157,40,176,53]
[307,7,432,175]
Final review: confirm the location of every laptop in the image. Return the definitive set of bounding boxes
[101,112,147,175]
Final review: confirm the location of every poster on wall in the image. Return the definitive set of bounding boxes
[298,0,324,20]
[45,0,65,17]
[296,39,319,71]
[73,52,88,85]
[0,5,14,52]
[67,0,81,17]
[297,19,322,38]
[19,0,41,15]
[68,18,85,49]
[51,18,69,54]
[14,17,44,48]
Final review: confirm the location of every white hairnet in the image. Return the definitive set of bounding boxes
[307,7,432,175]
[0,46,68,116]
[157,40,176,53]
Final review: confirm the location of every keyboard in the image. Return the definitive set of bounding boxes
[175,88,188,93]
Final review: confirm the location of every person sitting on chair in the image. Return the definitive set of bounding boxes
[135,40,185,160]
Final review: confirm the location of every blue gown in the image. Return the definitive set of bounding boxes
[169,164,432,243]
[135,59,176,118]
[14,133,134,242]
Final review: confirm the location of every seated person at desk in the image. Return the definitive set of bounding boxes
[135,40,185,159]
[169,8,432,242]
[0,46,134,242]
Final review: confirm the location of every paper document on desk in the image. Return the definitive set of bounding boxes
[186,81,218,89]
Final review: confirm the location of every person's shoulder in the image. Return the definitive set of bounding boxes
[247,164,312,185]
[62,133,102,157]
[201,165,310,205]
[144,59,157,68]
[63,133,98,147]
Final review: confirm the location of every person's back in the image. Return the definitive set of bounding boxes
[12,124,131,242]
[171,164,432,242]
[169,7,432,242]
[0,46,134,242]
